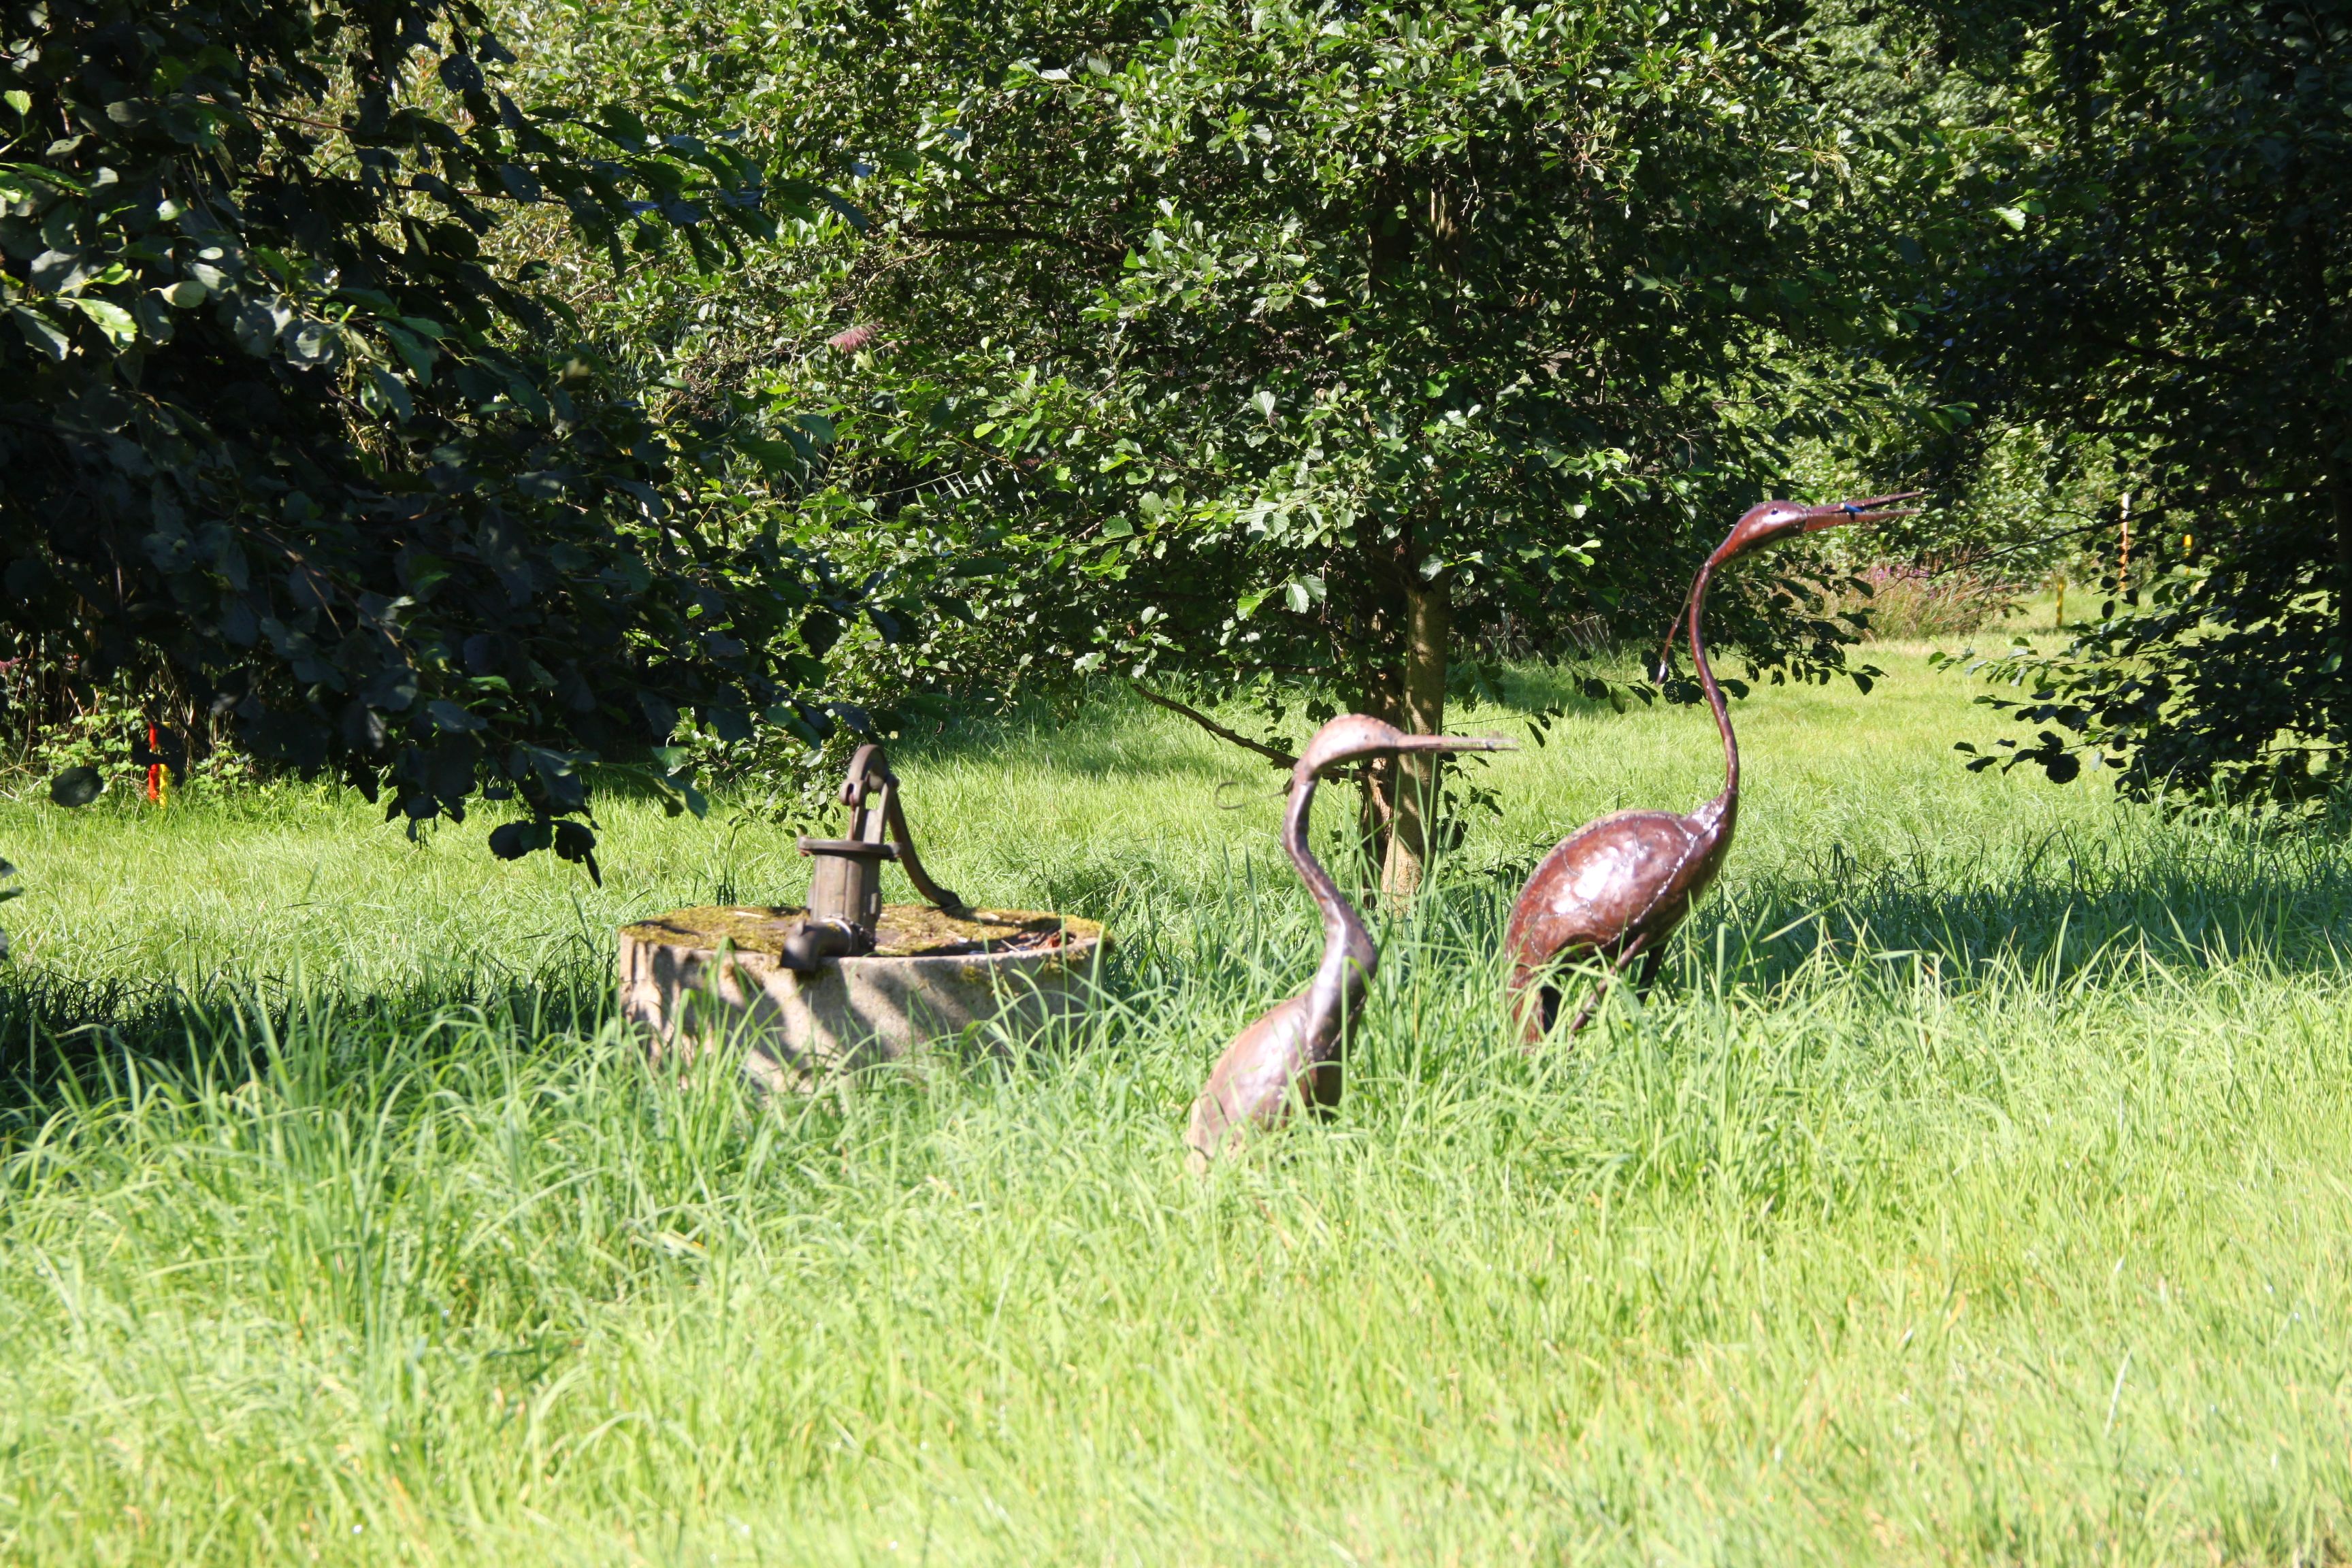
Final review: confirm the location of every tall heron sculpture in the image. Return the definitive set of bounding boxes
[1505,491,1921,1043]
[1186,713,1514,1171]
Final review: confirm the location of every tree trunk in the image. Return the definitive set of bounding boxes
[2336,478,2351,627]
[1380,573,1451,902]
[2335,476,2352,752]
[1354,662,1401,878]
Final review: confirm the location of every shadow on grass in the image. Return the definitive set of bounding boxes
[12,790,2346,1135]
[1432,804,2352,1013]
[973,806,2352,1012]
[1697,818,2352,990]
[0,960,621,1128]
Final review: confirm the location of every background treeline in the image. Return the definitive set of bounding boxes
[3,0,2342,874]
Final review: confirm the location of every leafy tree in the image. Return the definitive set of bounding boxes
[1893,0,2352,800]
[0,0,862,870]
[584,0,1914,894]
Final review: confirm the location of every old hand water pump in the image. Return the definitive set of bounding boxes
[782,744,966,970]
[617,742,1106,1085]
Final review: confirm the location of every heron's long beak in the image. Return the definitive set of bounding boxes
[1391,734,1516,755]
[1799,489,1925,532]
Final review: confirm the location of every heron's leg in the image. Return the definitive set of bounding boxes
[1561,932,1654,1039]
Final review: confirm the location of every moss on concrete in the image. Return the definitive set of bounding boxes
[621,904,1107,960]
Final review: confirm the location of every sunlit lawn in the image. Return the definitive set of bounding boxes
[3,647,2349,1564]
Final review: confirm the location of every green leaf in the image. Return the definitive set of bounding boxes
[737,433,805,474]
[427,700,486,733]
[64,296,137,344]
[49,767,102,807]
[377,321,438,379]
[487,821,548,860]
[0,161,82,195]
[598,105,650,149]
[363,365,414,422]
[10,306,68,361]
[399,553,453,595]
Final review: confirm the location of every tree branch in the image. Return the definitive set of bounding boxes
[904,225,1125,261]
[1130,683,1296,768]
[2084,327,2255,377]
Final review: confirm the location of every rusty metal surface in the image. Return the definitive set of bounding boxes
[791,743,966,968]
[1506,492,1920,1042]
[1185,713,1514,1170]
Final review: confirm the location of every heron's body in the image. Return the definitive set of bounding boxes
[1505,492,1916,1043]
[1505,798,1733,1033]
[1183,967,1358,1163]
[1185,714,1508,1170]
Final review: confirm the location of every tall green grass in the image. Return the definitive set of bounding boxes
[3,649,2349,1564]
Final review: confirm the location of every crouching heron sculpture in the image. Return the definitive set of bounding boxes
[1505,491,1920,1043]
[1186,714,1514,1171]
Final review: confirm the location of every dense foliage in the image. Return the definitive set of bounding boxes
[1899,0,2352,800]
[806,0,1928,885]
[9,0,2340,859]
[521,0,1926,888]
[0,0,862,868]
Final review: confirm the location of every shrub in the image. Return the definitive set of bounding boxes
[0,0,867,870]
[1840,564,2017,642]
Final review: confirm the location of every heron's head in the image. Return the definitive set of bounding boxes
[1296,715,1516,783]
[1713,491,1923,565]
[1651,491,1925,682]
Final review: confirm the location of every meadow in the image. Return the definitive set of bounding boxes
[3,644,2351,1565]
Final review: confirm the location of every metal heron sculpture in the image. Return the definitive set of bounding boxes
[1186,713,1515,1171]
[1505,491,1921,1043]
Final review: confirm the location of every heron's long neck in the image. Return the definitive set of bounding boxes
[1283,772,1376,1013]
[1688,559,1740,830]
